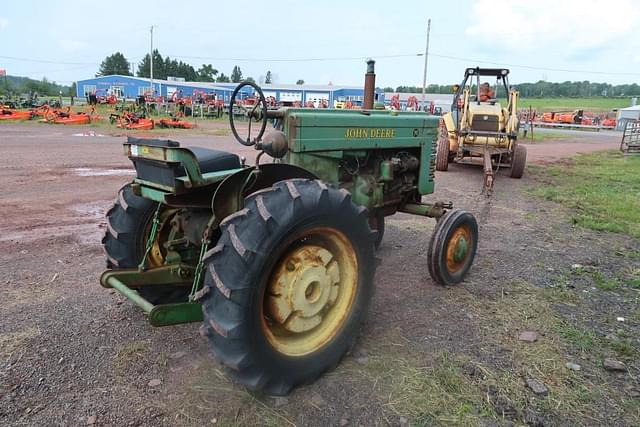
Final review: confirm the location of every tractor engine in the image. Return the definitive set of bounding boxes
[337,149,421,214]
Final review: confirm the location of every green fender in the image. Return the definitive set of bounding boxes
[211,163,318,223]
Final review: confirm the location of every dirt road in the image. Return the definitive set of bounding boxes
[1,122,637,426]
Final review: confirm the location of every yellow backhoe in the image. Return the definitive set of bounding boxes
[437,67,526,191]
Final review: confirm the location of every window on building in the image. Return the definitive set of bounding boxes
[110,86,124,97]
[138,86,153,96]
[83,84,97,96]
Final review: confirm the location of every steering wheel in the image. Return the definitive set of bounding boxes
[229,81,268,146]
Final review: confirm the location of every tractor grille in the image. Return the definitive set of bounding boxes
[471,114,499,132]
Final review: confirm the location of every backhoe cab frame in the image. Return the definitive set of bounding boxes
[439,67,524,191]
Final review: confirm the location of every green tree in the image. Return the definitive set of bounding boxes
[296,79,305,85]
[265,71,273,84]
[231,66,243,83]
[137,50,165,79]
[68,82,77,97]
[216,73,230,83]
[163,57,198,81]
[245,76,255,83]
[197,64,218,82]
[97,52,132,76]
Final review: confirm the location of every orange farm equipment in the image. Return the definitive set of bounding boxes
[156,116,196,129]
[390,94,401,110]
[0,108,33,121]
[541,110,584,125]
[42,106,101,125]
[406,96,419,111]
[112,111,154,130]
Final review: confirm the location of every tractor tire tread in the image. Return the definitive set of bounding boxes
[201,179,375,396]
[436,125,450,172]
[510,144,527,179]
[103,184,157,269]
[102,183,189,304]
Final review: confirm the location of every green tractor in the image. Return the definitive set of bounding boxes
[101,63,478,395]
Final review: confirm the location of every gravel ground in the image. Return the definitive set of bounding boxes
[0,122,637,426]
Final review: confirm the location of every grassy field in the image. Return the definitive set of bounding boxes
[531,151,640,238]
[518,130,575,142]
[518,97,632,112]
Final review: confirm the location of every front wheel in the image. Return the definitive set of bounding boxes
[200,179,376,395]
[427,209,478,286]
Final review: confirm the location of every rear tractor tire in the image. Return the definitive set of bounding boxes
[102,184,190,304]
[199,179,376,395]
[427,209,478,286]
[436,125,450,172]
[509,144,527,179]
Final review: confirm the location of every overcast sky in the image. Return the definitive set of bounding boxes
[1,0,639,87]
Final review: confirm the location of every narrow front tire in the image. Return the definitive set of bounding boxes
[427,209,478,286]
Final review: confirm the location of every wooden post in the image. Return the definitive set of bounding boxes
[529,106,534,141]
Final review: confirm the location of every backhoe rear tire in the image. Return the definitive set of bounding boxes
[200,179,376,396]
[436,125,450,171]
[102,184,189,304]
[509,144,527,179]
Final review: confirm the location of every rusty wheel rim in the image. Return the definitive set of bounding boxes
[262,227,358,357]
[445,224,473,274]
[144,208,178,268]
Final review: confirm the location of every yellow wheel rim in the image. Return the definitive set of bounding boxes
[144,208,178,267]
[262,227,358,357]
[445,224,473,274]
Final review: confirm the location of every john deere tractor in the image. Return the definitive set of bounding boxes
[101,61,478,395]
[437,67,526,191]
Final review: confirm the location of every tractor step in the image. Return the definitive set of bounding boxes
[101,266,203,327]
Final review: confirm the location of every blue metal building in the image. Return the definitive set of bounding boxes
[76,75,384,106]
[75,75,238,101]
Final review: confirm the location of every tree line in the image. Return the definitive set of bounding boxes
[0,75,74,97]
[387,81,640,97]
[97,51,307,85]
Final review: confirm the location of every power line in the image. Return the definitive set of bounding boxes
[429,52,640,77]
[18,64,98,75]
[3,50,639,78]
[0,55,97,66]
[0,54,144,66]
[165,51,640,77]
[164,53,424,63]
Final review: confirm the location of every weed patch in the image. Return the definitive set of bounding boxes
[530,151,640,238]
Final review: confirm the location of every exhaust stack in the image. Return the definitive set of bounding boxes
[363,59,375,110]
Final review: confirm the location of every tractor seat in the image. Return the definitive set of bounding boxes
[127,136,241,174]
[185,147,241,174]
[127,137,241,187]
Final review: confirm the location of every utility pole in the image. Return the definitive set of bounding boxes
[150,25,154,96]
[421,18,431,110]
